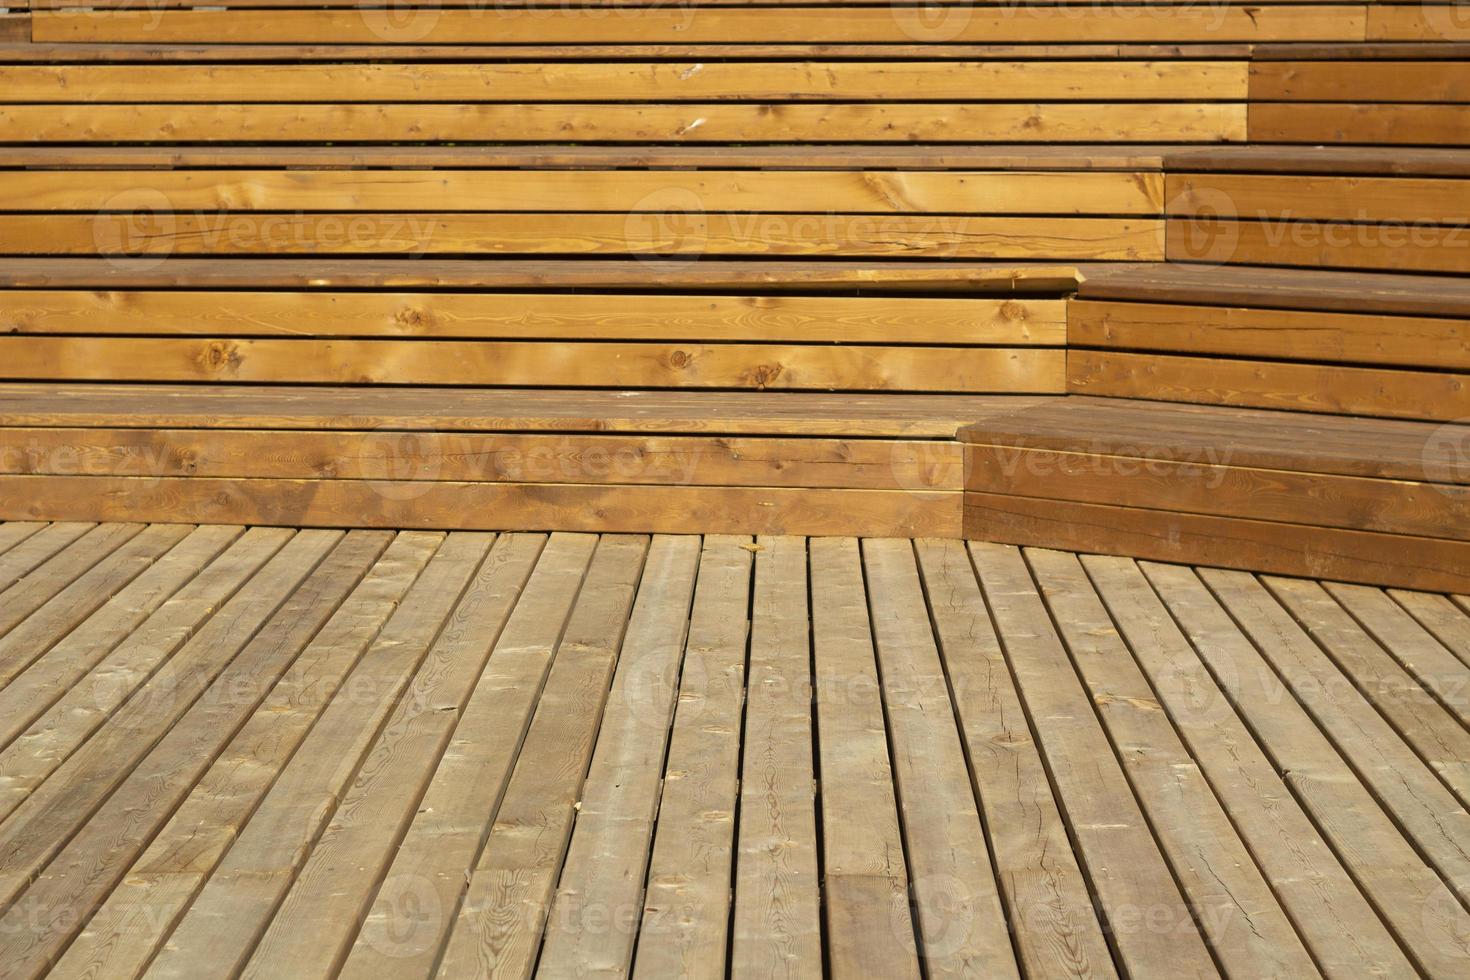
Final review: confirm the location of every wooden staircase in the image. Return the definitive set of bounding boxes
[0,4,1467,590]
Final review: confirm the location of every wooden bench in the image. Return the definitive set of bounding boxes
[961,396,1470,592]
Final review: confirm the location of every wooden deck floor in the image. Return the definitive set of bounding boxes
[0,522,1468,978]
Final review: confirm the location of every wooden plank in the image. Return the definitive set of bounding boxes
[808,536,919,980]
[1068,299,1470,370]
[143,532,489,980]
[863,539,1018,978]
[0,337,1067,394]
[0,384,1045,439]
[965,444,1469,540]
[0,257,1085,294]
[0,291,1067,345]
[28,532,434,980]
[1250,60,1470,102]
[0,102,1245,143]
[0,61,1249,103]
[1164,144,1470,178]
[420,535,649,980]
[0,522,194,687]
[1167,172,1470,224]
[1250,103,1470,144]
[0,522,91,592]
[1142,559,1470,976]
[0,170,1164,216]
[0,529,349,927]
[969,541,1216,977]
[1026,547,1317,976]
[631,535,751,980]
[1086,555,1420,977]
[963,492,1470,594]
[731,535,821,979]
[1076,262,1470,318]
[0,521,142,638]
[1262,576,1470,805]
[914,537,1114,980]
[318,533,596,980]
[0,429,967,495]
[1069,350,1469,421]
[0,476,965,539]
[1367,6,1470,42]
[31,7,1365,44]
[1389,589,1470,672]
[270,532,540,980]
[10,214,1164,262]
[1166,217,1470,275]
[1203,567,1470,906]
[959,394,1468,484]
[534,536,699,978]
[0,523,241,748]
[0,523,43,559]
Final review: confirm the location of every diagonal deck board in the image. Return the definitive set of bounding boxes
[0,521,1467,977]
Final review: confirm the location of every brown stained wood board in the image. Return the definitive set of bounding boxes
[0,475,966,538]
[0,257,1086,292]
[0,170,1166,216]
[963,491,1470,593]
[0,336,1068,393]
[0,61,1249,103]
[31,7,1367,45]
[0,384,1053,438]
[958,394,1470,483]
[1076,262,1470,316]
[1068,349,1470,422]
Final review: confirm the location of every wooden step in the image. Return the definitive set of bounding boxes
[960,396,1470,592]
[0,384,1047,536]
[1071,264,1470,420]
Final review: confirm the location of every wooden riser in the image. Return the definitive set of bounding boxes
[963,492,1470,594]
[0,476,964,537]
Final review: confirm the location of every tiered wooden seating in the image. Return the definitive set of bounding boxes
[961,397,1470,592]
[1,2,1468,591]
[1069,263,1470,421]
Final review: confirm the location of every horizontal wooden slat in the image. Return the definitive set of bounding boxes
[0,258,1086,292]
[0,143,1183,171]
[0,61,1250,102]
[1166,172,1470,223]
[1068,299,1470,370]
[0,170,1166,216]
[1069,349,1470,421]
[964,491,1470,593]
[1163,145,1470,178]
[0,291,1066,344]
[966,444,1468,539]
[0,383,1050,437]
[1165,217,1470,274]
[1367,6,1470,43]
[957,394,1467,483]
[1250,61,1470,103]
[0,475,964,537]
[1249,103,1470,144]
[31,7,1367,45]
[0,102,1247,143]
[0,427,966,492]
[0,337,1066,392]
[1076,263,1470,317]
[12,213,1166,261]
[0,15,27,44]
